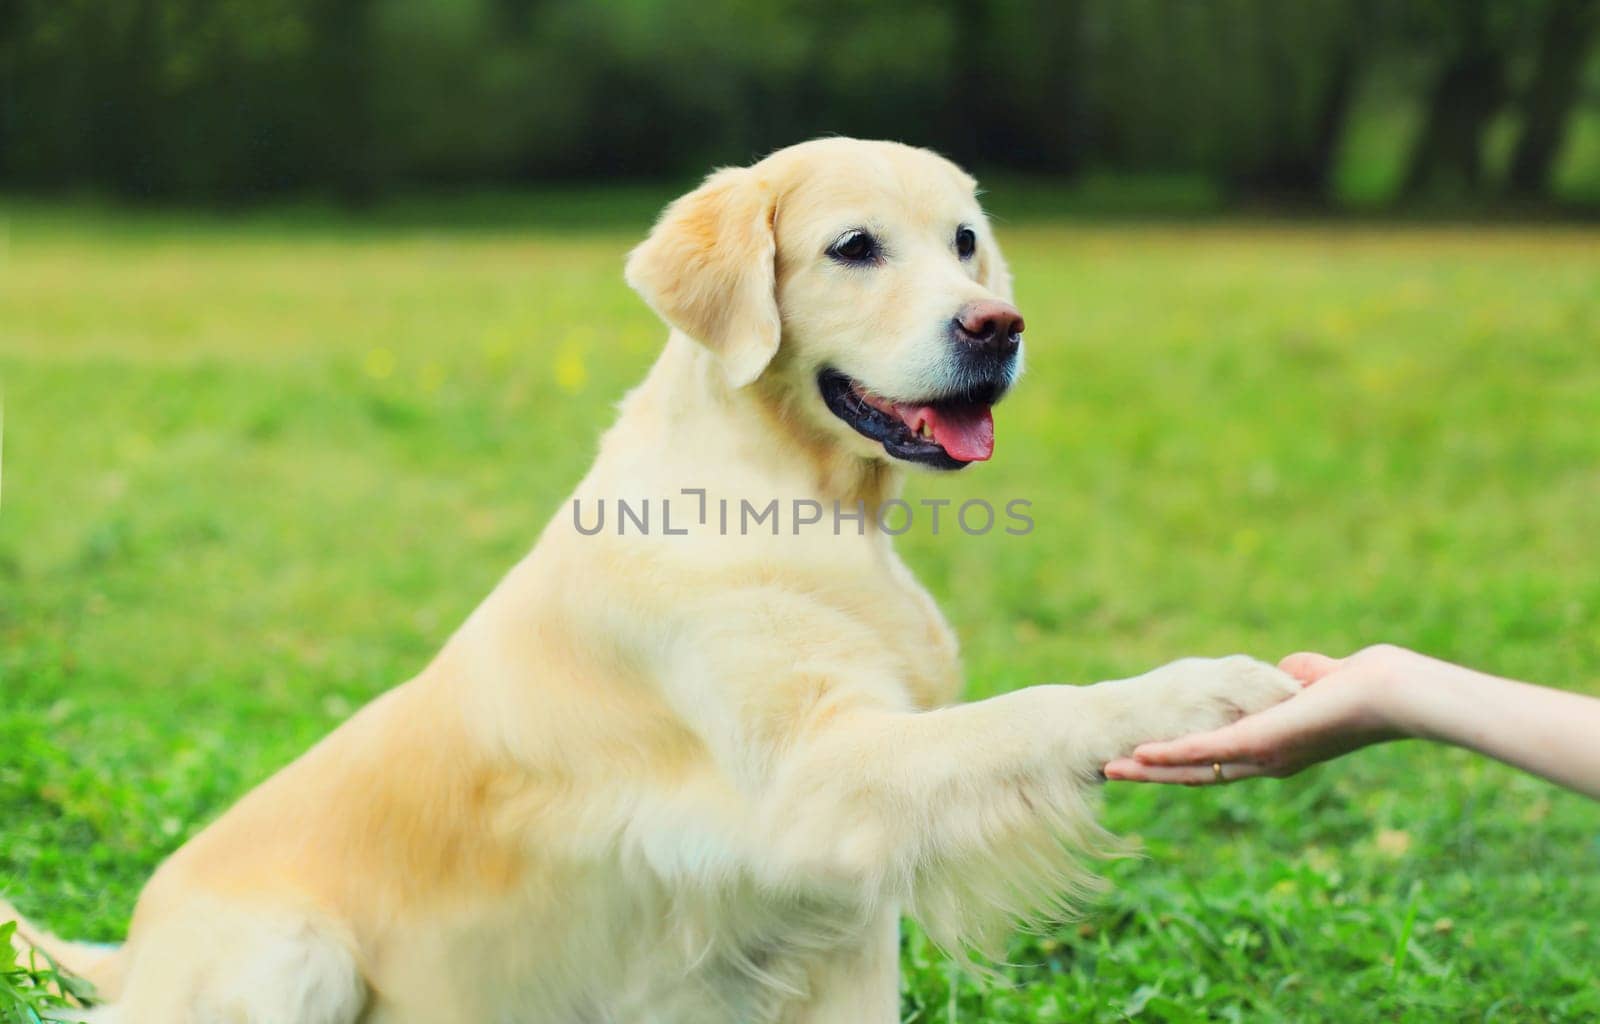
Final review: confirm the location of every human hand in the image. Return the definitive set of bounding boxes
[1103,645,1429,785]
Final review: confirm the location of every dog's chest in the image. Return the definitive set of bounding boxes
[858,556,964,709]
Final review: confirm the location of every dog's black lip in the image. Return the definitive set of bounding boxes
[817,369,1006,470]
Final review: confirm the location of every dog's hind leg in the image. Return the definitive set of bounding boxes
[106,905,367,1024]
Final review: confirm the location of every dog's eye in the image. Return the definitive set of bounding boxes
[827,230,880,265]
[955,226,977,260]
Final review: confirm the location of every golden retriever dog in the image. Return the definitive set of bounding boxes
[5,137,1298,1023]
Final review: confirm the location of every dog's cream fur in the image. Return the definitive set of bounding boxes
[7,138,1297,1023]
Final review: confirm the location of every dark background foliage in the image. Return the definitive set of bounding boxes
[2,0,1598,208]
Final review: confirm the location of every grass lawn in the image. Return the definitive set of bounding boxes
[2,197,1598,1022]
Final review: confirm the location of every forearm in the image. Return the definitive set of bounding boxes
[1389,661,1600,800]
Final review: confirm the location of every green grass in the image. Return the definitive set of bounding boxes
[1,920,93,1023]
[2,197,1598,1022]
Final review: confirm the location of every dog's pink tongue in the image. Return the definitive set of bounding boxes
[911,404,994,462]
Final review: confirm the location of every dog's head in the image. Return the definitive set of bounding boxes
[626,138,1021,471]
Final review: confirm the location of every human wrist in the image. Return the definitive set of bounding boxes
[1377,654,1475,742]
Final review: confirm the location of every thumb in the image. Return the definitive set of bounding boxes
[1279,651,1342,685]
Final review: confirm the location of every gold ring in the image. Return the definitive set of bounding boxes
[1212,762,1224,783]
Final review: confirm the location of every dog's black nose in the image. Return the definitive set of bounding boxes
[952,300,1024,356]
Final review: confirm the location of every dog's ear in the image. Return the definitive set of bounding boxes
[625,167,780,389]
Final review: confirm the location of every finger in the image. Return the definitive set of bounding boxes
[1279,651,1342,685]
[1103,759,1266,785]
[1130,719,1255,765]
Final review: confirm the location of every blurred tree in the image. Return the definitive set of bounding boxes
[0,0,16,176]
[943,0,1005,164]
[88,0,165,197]
[1507,0,1597,197]
[1401,0,1520,198]
[1224,0,1370,203]
[967,0,1089,174]
[0,0,1593,206]
[308,0,380,203]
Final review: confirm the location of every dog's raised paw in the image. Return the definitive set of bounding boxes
[1146,655,1301,741]
[1212,654,1302,714]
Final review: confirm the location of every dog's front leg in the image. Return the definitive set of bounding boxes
[1055,654,1304,767]
[762,656,1297,955]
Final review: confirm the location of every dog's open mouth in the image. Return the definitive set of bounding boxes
[818,369,1004,470]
